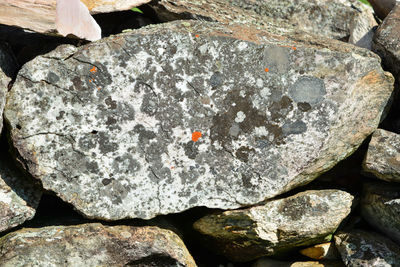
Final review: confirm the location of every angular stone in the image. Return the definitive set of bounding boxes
[334,230,400,266]
[4,21,393,220]
[368,0,396,19]
[361,182,400,244]
[151,0,377,45]
[0,154,42,233]
[193,190,353,262]
[363,129,400,182]
[300,242,340,261]
[0,223,196,267]
[253,258,345,267]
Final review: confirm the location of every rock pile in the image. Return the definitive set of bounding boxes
[0,0,399,266]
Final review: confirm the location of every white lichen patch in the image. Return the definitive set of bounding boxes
[234,111,246,123]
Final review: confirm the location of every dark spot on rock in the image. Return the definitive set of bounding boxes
[91,130,98,134]
[241,173,253,188]
[282,120,307,136]
[269,96,293,122]
[112,153,141,175]
[189,196,198,205]
[47,72,60,83]
[134,124,157,143]
[105,96,117,109]
[140,93,159,116]
[102,178,112,185]
[235,146,255,162]
[184,141,199,160]
[106,116,117,125]
[86,161,99,174]
[278,195,329,221]
[98,132,118,154]
[72,76,86,91]
[298,102,312,112]
[56,111,65,120]
[289,76,326,105]
[16,124,21,130]
[210,72,224,88]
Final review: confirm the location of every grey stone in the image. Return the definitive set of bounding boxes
[193,190,353,262]
[361,182,400,244]
[0,154,42,233]
[363,129,400,182]
[4,21,393,220]
[334,230,400,267]
[0,223,197,267]
[152,0,377,46]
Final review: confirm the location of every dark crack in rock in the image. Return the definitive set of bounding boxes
[334,230,400,267]
[193,190,353,262]
[363,129,400,182]
[0,223,196,267]
[4,21,394,220]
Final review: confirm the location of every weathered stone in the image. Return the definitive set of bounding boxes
[4,21,393,220]
[300,243,340,261]
[363,129,400,182]
[151,0,377,45]
[193,190,353,262]
[0,223,196,267]
[253,258,345,267]
[0,153,42,233]
[368,0,396,19]
[334,230,400,266]
[361,182,400,244]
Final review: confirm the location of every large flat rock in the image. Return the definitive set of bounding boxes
[0,223,196,267]
[193,190,353,262]
[363,129,400,182]
[4,21,393,220]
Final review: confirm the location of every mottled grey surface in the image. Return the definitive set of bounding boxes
[363,129,400,182]
[193,190,353,262]
[334,230,400,267]
[152,0,376,45]
[361,182,400,244]
[0,153,42,233]
[0,223,196,267]
[4,21,393,220]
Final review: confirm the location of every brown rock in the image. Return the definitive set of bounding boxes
[300,243,340,261]
[368,0,396,19]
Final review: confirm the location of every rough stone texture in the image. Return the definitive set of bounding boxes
[0,153,42,233]
[252,258,345,267]
[363,129,400,182]
[4,21,393,220]
[300,243,340,260]
[334,230,400,267]
[0,223,196,267]
[193,190,353,262]
[361,182,400,244]
[368,0,396,19]
[151,0,377,45]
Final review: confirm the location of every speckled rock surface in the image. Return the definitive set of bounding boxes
[151,0,377,45]
[0,223,196,267]
[0,153,42,233]
[361,182,400,244]
[193,190,353,262]
[334,230,400,267]
[363,129,400,182]
[4,21,393,220]
[252,258,345,267]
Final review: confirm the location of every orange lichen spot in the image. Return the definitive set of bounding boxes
[292,46,297,50]
[195,34,200,38]
[170,166,175,170]
[90,66,97,73]
[192,131,202,142]
[97,87,101,90]
[264,68,269,72]
[89,79,93,83]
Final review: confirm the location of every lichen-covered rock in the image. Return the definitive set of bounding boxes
[152,0,377,46]
[4,21,393,220]
[361,182,400,244]
[334,230,400,267]
[363,129,400,182]
[0,223,196,267]
[193,190,353,262]
[0,154,42,233]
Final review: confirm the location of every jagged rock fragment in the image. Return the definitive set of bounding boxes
[0,223,196,267]
[363,129,400,182]
[368,0,396,19]
[193,190,353,262]
[361,182,400,244]
[334,230,400,266]
[4,21,393,220]
[300,243,340,261]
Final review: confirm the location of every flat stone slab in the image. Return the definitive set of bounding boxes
[0,223,196,267]
[363,129,400,182]
[361,182,400,244]
[4,21,393,220]
[0,154,42,233]
[334,230,400,266]
[193,190,353,262]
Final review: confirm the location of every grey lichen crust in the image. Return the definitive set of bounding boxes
[193,190,354,262]
[363,129,400,182]
[4,21,394,220]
